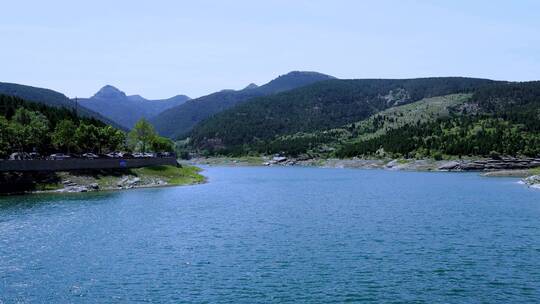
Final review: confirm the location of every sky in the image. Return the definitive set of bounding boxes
[1,0,539,99]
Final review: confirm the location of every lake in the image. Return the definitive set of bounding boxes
[1,166,540,303]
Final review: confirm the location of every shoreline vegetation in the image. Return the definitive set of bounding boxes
[1,165,205,195]
[186,156,540,188]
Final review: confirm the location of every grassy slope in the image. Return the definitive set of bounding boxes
[132,165,204,185]
[351,93,471,141]
[270,93,471,156]
[530,167,540,176]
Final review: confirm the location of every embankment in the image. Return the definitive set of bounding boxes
[0,164,205,194]
[0,157,178,172]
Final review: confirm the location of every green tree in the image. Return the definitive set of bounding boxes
[99,126,126,153]
[128,119,157,152]
[11,108,50,152]
[75,123,100,152]
[52,120,77,153]
[0,116,14,157]
[150,136,174,152]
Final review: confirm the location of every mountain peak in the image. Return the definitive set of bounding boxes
[127,94,147,102]
[279,71,335,80]
[93,85,127,99]
[243,83,259,90]
[259,71,335,94]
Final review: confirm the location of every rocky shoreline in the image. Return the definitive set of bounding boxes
[189,156,540,189]
[53,174,170,193]
[523,175,540,189]
[0,165,206,195]
[437,157,540,171]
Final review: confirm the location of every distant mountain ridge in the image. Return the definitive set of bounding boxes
[188,77,498,153]
[79,85,190,129]
[151,71,335,138]
[0,82,125,130]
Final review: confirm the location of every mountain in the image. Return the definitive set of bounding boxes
[334,81,540,158]
[150,71,335,138]
[79,85,190,129]
[188,77,497,154]
[0,82,124,130]
[243,83,259,90]
[262,93,473,157]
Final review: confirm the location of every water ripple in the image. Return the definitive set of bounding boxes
[1,167,539,303]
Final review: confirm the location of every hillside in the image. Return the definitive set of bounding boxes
[335,81,540,158]
[189,77,495,154]
[195,81,540,159]
[0,82,124,130]
[0,94,124,158]
[80,85,190,129]
[151,71,335,138]
[257,93,471,156]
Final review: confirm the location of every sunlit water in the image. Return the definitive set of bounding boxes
[1,166,540,303]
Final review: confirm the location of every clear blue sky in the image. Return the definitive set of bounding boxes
[1,0,539,99]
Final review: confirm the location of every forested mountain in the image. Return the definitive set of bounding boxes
[80,85,190,129]
[255,93,472,157]
[151,71,335,138]
[188,80,540,159]
[189,77,496,154]
[0,94,125,157]
[0,82,124,129]
[334,81,540,158]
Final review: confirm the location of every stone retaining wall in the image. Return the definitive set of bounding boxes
[0,157,178,172]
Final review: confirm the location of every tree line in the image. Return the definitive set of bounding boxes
[335,115,540,159]
[0,94,173,158]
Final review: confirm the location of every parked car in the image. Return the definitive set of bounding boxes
[105,152,121,158]
[118,152,134,159]
[49,153,71,160]
[157,152,175,158]
[82,153,99,159]
[133,152,144,158]
[9,152,31,160]
[28,152,41,159]
[132,152,145,158]
[132,152,155,158]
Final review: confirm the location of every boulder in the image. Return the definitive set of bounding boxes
[524,175,540,186]
[385,160,399,169]
[385,159,409,170]
[126,177,140,186]
[117,177,129,187]
[57,185,88,193]
[272,156,287,162]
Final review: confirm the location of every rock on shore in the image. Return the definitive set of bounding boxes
[437,157,540,171]
[523,175,540,188]
[53,174,169,193]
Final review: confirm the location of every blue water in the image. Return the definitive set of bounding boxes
[1,167,540,303]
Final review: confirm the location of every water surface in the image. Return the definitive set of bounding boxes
[1,167,539,303]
